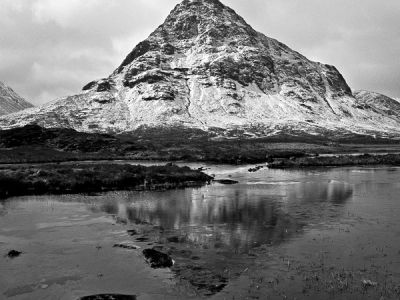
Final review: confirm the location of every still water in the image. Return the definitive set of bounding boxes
[0,164,400,299]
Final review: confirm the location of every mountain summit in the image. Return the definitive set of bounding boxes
[1,0,399,137]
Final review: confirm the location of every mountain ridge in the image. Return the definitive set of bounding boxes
[0,0,399,138]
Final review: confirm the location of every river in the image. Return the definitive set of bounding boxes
[1,164,400,299]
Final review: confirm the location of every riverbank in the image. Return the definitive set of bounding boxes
[268,153,400,168]
[0,163,212,199]
[2,125,400,165]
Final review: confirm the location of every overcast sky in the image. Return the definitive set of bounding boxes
[1,0,399,105]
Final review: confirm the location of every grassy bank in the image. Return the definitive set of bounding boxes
[0,125,326,164]
[1,125,400,165]
[0,163,212,199]
[268,153,400,168]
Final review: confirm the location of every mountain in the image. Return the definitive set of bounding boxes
[0,0,399,138]
[0,81,33,116]
[354,90,400,120]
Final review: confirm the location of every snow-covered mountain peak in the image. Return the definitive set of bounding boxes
[0,0,399,138]
[115,0,260,74]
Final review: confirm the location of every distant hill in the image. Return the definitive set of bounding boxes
[353,90,400,120]
[0,81,33,116]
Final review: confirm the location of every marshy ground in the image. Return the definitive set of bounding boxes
[0,163,211,198]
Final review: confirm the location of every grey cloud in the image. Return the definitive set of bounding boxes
[0,0,399,105]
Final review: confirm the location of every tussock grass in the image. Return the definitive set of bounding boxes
[0,163,212,198]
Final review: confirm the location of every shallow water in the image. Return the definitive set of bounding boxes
[1,164,400,299]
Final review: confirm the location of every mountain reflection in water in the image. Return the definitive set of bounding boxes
[94,179,353,252]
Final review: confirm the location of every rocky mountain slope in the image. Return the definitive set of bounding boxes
[0,0,399,138]
[0,81,33,116]
[354,90,400,120]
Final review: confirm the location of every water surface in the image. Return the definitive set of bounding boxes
[1,165,400,299]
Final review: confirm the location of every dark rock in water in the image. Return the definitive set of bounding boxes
[127,229,138,236]
[167,236,185,243]
[79,294,136,300]
[113,242,140,250]
[135,237,149,242]
[143,248,173,268]
[248,166,265,173]
[7,250,22,258]
[214,179,239,185]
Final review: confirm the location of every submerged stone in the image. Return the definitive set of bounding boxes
[113,242,140,250]
[248,166,265,172]
[214,179,239,185]
[7,250,22,258]
[143,248,173,268]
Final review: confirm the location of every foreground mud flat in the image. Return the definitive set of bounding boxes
[1,165,400,299]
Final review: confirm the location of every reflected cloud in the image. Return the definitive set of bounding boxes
[285,180,353,204]
[93,180,353,252]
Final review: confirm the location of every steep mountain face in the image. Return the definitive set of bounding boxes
[0,81,33,116]
[0,0,399,137]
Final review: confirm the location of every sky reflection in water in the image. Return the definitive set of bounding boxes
[92,169,354,252]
